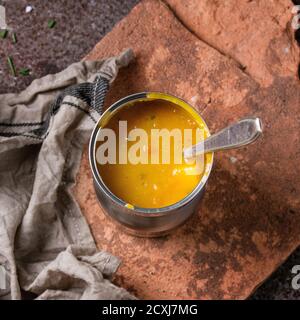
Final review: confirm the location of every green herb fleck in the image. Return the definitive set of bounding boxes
[7,56,16,77]
[0,29,8,39]
[139,173,147,180]
[47,19,56,29]
[19,68,31,76]
[12,32,17,44]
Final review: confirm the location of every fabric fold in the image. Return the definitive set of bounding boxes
[0,49,135,300]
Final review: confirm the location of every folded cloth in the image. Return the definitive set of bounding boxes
[0,49,136,300]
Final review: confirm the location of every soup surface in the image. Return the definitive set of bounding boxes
[96,99,210,208]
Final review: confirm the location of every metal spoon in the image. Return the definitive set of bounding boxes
[184,118,263,159]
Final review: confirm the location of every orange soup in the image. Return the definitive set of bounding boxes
[96,99,210,208]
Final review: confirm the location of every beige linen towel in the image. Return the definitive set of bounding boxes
[0,49,136,300]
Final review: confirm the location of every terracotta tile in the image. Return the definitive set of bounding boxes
[74,0,300,299]
[166,0,300,86]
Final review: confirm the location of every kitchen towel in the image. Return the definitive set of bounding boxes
[0,48,135,300]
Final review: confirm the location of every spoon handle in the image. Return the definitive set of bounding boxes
[184,118,262,158]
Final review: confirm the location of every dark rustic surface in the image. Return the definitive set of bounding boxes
[0,0,299,299]
[0,0,139,93]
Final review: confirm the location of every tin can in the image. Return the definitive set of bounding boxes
[89,92,214,237]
